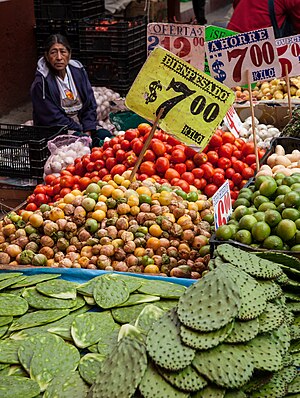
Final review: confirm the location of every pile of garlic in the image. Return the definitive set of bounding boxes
[92,87,121,121]
[238,117,281,148]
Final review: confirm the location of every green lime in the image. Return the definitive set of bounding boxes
[215,225,233,240]
[294,231,300,244]
[277,219,297,241]
[233,198,251,209]
[239,187,254,195]
[235,229,252,245]
[255,175,273,190]
[282,208,300,221]
[264,210,282,227]
[187,192,198,202]
[291,183,300,192]
[259,178,277,197]
[139,194,152,204]
[295,219,300,229]
[253,211,265,222]
[282,176,297,186]
[251,190,261,203]
[258,202,277,212]
[262,235,284,250]
[232,205,250,221]
[203,213,214,224]
[228,224,239,237]
[158,185,173,193]
[274,194,285,206]
[274,172,286,181]
[284,191,300,208]
[290,244,300,252]
[238,215,257,231]
[276,179,283,186]
[228,219,238,225]
[253,195,269,209]
[276,185,291,196]
[248,207,257,214]
[251,221,271,242]
[175,190,187,200]
[291,174,300,182]
[277,203,286,213]
[86,183,101,195]
[238,191,253,201]
[88,192,99,201]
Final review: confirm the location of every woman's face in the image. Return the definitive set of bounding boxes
[46,43,71,73]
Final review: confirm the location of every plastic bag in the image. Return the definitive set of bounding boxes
[109,110,149,131]
[43,134,92,179]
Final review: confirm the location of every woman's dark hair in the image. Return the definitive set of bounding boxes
[44,34,72,54]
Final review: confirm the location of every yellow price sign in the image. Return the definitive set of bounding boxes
[125,47,235,150]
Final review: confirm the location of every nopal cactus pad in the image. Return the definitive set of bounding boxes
[192,343,254,389]
[78,353,106,385]
[247,335,282,372]
[93,274,129,309]
[0,294,28,316]
[138,280,186,299]
[177,267,240,332]
[36,279,78,300]
[146,308,195,371]
[0,375,40,398]
[190,385,226,397]
[43,370,89,398]
[249,372,288,398]
[9,309,70,331]
[258,302,285,333]
[157,364,207,392]
[225,318,259,344]
[22,287,77,310]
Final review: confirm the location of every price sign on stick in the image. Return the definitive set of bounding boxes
[223,106,243,138]
[147,23,205,70]
[276,34,300,77]
[205,27,281,88]
[125,47,235,151]
[212,180,232,230]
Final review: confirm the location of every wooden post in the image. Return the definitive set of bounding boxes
[247,70,260,173]
[285,64,293,121]
[129,108,165,182]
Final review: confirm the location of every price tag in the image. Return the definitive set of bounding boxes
[147,23,205,70]
[276,34,300,77]
[125,47,235,150]
[223,106,243,138]
[205,27,281,88]
[212,180,232,230]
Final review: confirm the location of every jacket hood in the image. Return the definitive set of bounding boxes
[36,57,84,78]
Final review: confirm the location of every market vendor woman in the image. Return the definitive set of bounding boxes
[31,34,97,138]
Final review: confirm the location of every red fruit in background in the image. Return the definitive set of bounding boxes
[139,174,148,181]
[233,150,242,159]
[44,174,57,185]
[106,157,117,171]
[201,164,214,179]
[144,150,156,162]
[115,150,126,163]
[137,123,152,135]
[259,149,266,159]
[192,168,204,179]
[184,146,197,159]
[26,203,38,211]
[165,143,173,154]
[78,177,91,191]
[34,185,46,195]
[234,138,245,150]
[219,144,233,158]
[218,157,231,169]
[60,188,71,197]
[212,172,225,187]
[124,128,139,141]
[181,172,195,185]
[35,193,49,206]
[209,133,222,147]
[165,168,180,181]
[242,167,254,179]
[65,165,76,174]
[102,148,114,161]
[206,151,219,165]
[175,163,187,175]
[228,180,235,190]
[121,139,131,151]
[230,190,239,200]
[193,152,208,166]
[167,136,181,146]
[225,167,235,179]
[185,160,195,171]
[86,162,95,173]
[112,143,121,153]
[232,160,245,174]
[125,153,137,167]
[151,140,166,156]
[222,132,235,144]
[156,157,170,174]
[204,184,218,197]
[94,159,105,171]
[245,154,256,165]
[241,141,255,157]
[171,149,186,164]
[110,164,126,177]
[214,168,225,176]
[171,177,180,186]
[140,161,156,176]
[74,161,85,176]
[60,175,74,188]
[132,139,144,155]
[232,173,243,186]
[176,179,190,193]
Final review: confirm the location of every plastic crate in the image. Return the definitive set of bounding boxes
[0,124,67,181]
[79,16,146,54]
[35,19,80,58]
[260,136,300,167]
[34,0,105,20]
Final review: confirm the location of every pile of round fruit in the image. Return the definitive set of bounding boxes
[0,172,213,278]
[216,173,300,252]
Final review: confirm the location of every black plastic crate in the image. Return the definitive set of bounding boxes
[82,49,146,87]
[35,19,80,58]
[79,16,146,54]
[34,0,105,20]
[260,136,300,167]
[0,124,67,181]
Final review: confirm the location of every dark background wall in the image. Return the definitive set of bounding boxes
[0,0,36,116]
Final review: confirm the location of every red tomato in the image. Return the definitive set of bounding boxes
[240,179,249,188]
[102,141,110,150]
[125,153,138,167]
[165,168,180,181]
[230,190,239,200]
[124,128,139,141]
[34,185,46,195]
[192,168,204,179]
[212,172,225,187]
[138,174,148,181]
[241,142,255,157]
[44,174,57,185]
[26,203,38,211]
[74,162,85,176]
[222,132,235,144]
[86,162,95,173]
[165,143,173,154]
[167,135,181,146]
[60,188,72,197]
[94,159,105,171]
[91,176,100,183]
[228,180,235,190]
[106,157,117,171]
[112,143,121,153]
[232,173,243,186]
[102,148,114,161]
[185,160,195,171]
[90,171,99,177]
[98,168,109,178]
[258,149,266,159]
[109,137,120,147]
[65,165,76,174]
[218,144,233,158]
[245,154,256,166]
[132,139,144,155]
[218,157,232,169]
[184,146,197,159]
[171,149,186,164]
[204,184,218,197]
[201,164,214,180]
[82,155,91,168]
[60,175,75,188]
[90,150,103,162]
[197,178,207,190]
[152,175,161,183]
[242,167,255,179]
[209,133,223,147]
[171,177,180,186]
[193,152,208,166]
[121,140,131,151]
[174,163,187,175]
[78,177,91,191]
[52,184,61,196]
[156,157,170,174]
[44,186,54,197]
[140,161,156,176]
[234,138,245,150]
[176,179,190,193]
[206,151,219,165]
[60,170,72,176]
[144,150,156,162]
[232,160,245,174]
[35,193,49,206]
[137,123,151,135]
[181,172,195,184]
[152,140,166,156]
[225,167,235,179]
[27,194,36,203]
[110,164,126,177]
[233,150,242,159]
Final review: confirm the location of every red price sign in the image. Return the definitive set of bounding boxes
[205,27,281,88]
[147,23,205,70]
[223,106,243,138]
[276,34,300,77]
[212,180,232,230]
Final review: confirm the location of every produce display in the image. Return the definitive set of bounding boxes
[260,144,300,177]
[216,173,300,252]
[0,174,213,277]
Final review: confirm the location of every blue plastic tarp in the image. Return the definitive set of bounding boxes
[0,268,196,287]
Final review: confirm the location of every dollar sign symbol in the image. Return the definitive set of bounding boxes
[212,59,226,83]
[145,80,162,104]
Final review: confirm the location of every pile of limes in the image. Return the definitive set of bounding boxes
[216,173,300,251]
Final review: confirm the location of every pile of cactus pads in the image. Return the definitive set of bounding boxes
[0,244,299,397]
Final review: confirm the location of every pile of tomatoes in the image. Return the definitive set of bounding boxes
[26,124,265,210]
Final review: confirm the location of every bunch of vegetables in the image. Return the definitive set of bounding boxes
[0,173,214,278]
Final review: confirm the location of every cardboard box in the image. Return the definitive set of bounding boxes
[125,0,168,22]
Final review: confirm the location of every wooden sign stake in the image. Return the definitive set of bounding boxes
[247,70,260,173]
[285,64,293,121]
[129,107,165,182]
